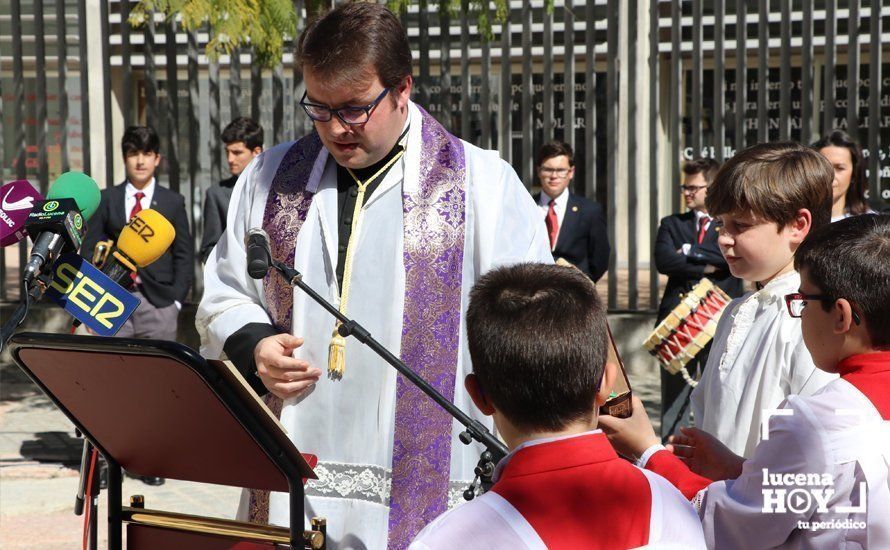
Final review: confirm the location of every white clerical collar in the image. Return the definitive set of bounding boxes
[539,187,569,208]
[493,429,603,482]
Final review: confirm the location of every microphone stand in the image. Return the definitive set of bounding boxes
[0,277,47,353]
[267,260,507,498]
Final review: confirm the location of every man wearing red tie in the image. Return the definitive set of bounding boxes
[654,158,744,438]
[81,126,193,344]
[534,141,610,282]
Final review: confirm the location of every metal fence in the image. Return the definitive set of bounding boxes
[2,0,889,311]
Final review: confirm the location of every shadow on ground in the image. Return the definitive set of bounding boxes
[19,431,83,468]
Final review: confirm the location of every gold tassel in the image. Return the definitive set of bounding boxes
[327,325,346,381]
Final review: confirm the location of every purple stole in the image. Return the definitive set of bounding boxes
[248,107,466,549]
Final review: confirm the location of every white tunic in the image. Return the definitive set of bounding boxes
[197,101,553,547]
[690,271,837,457]
[686,378,890,549]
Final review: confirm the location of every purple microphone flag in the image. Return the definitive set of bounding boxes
[0,180,44,247]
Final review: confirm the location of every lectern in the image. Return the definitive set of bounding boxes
[8,332,324,549]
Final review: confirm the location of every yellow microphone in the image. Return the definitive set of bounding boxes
[114,208,176,272]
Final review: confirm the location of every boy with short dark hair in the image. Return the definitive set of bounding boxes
[600,215,890,548]
[411,263,705,549]
[688,142,838,457]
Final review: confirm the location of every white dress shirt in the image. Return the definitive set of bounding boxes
[124,178,156,220]
[681,210,712,256]
[690,270,837,457]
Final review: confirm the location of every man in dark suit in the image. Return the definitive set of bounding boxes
[533,141,610,282]
[654,157,744,438]
[81,126,194,342]
[199,117,264,263]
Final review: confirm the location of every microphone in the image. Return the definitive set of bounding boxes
[69,209,176,330]
[103,208,177,287]
[0,179,44,247]
[245,228,272,279]
[22,172,101,286]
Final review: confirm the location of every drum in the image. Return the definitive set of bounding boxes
[643,278,732,380]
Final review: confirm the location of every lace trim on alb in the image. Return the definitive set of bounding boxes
[305,461,470,509]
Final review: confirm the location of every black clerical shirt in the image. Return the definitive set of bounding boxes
[334,136,406,288]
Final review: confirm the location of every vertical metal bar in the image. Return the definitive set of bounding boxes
[543,3,554,140]
[606,0,618,309]
[293,0,305,137]
[121,0,133,124]
[11,0,25,181]
[145,12,159,130]
[439,7,453,131]
[460,0,471,140]
[418,0,431,108]
[521,0,533,188]
[164,22,180,194]
[12,0,27,292]
[585,0,596,201]
[100,0,114,186]
[692,0,702,157]
[273,64,284,144]
[480,2,492,150]
[499,9,512,162]
[801,0,813,143]
[779,0,791,140]
[649,0,660,309]
[56,0,70,173]
[77,0,91,176]
[251,62,262,123]
[563,0,575,150]
[188,31,202,296]
[867,0,882,202]
[670,0,681,211]
[823,0,836,134]
[209,60,221,185]
[757,0,769,144]
[231,48,242,119]
[846,0,860,135]
[34,0,49,191]
[734,0,747,152]
[714,0,725,161]
[626,0,638,310]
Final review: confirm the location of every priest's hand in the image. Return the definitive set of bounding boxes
[597,396,660,461]
[254,334,322,400]
[667,426,744,481]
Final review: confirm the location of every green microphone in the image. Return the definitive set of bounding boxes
[23,172,101,285]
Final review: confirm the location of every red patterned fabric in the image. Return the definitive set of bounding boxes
[696,215,710,244]
[545,199,559,249]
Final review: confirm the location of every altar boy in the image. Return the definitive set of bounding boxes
[411,264,705,549]
[600,215,890,549]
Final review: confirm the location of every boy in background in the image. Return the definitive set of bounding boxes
[411,263,705,549]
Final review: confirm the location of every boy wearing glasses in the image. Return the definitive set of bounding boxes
[197,3,552,547]
[533,141,610,282]
[654,157,744,437]
[600,215,890,548]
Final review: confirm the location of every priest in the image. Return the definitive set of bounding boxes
[196,3,552,549]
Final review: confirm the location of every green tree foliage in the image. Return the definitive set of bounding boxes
[129,0,299,68]
[129,0,549,68]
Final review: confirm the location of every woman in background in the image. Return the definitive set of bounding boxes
[812,129,873,221]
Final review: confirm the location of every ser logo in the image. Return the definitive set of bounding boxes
[44,254,140,336]
[126,215,155,242]
[49,262,126,329]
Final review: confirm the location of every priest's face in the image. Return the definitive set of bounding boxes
[302,67,411,169]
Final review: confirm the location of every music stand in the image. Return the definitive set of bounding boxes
[8,332,318,549]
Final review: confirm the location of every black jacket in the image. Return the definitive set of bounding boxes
[199,175,237,264]
[535,192,611,282]
[81,182,194,307]
[654,211,744,321]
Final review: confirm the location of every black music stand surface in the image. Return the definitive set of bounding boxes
[8,332,315,549]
